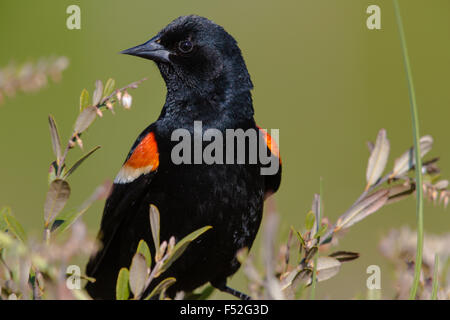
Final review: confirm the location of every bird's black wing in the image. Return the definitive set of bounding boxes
[85,125,159,299]
[257,126,282,198]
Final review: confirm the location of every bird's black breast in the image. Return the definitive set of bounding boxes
[122,120,266,294]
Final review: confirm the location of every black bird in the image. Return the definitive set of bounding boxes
[85,15,281,300]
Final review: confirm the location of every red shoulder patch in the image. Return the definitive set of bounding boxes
[257,126,281,162]
[125,132,160,169]
[115,132,159,184]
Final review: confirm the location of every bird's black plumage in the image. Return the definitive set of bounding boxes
[85,15,281,299]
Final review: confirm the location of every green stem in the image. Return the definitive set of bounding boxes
[393,0,424,300]
[431,254,439,300]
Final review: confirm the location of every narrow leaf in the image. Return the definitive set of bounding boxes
[0,207,9,232]
[336,189,389,230]
[48,115,62,164]
[136,240,152,268]
[63,146,101,179]
[129,253,148,298]
[193,285,215,300]
[314,257,341,282]
[366,129,390,190]
[391,135,433,178]
[92,80,103,106]
[79,88,90,111]
[329,251,360,262]
[149,204,160,254]
[386,184,415,205]
[1,207,26,242]
[116,268,130,300]
[305,211,315,231]
[74,106,97,134]
[144,277,176,300]
[44,179,71,227]
[50,207,89,235]
[158,226,212,276]
[51,181,111,234]
[314,224,328,239]
[103,78,115,99]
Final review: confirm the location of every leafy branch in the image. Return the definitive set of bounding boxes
[44,78,147,240]
[238,128,448,300]
[115,205,212,300]
[0,76,147,300]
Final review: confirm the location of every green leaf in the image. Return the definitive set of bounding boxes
[48,115,62,164]
[336,189,389,230]
[63,146,101,179]
[0,208,8,232]
[79,88,90,111]
[74,106,97,134]
[48,162,62,185]
[292,227,305,247]
[309,257,341,284]
[50,207,89,235]
[129,253,148,298]
[44,179,71,227]
[390,135,433,179]
[144,277,176,300]
[185,284,215,300]
[92,80,103,106]
[116,268,130,300]
[365,129,390,190]
[1,207,26,242]
[136,240,152,268]
[305,211,315,231]
[51,181,111,235]
[314,223,328,239]
[149,204,160,254]
[158,226,212,276]
[103,78,115,99]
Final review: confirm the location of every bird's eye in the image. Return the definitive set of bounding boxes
[178,40,193,53]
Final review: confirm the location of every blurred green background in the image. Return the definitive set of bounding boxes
[0,0,449,299]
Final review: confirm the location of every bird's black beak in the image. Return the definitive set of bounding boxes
[120,36,170,63]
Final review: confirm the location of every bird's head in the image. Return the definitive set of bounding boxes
[121,15,253,102]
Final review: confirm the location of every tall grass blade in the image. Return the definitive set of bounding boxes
[393,0,424,300]
[431,254,439,300]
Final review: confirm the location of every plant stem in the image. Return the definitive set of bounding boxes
[431,254,439,300]
[310,178,323,300]
[393,0,424,300]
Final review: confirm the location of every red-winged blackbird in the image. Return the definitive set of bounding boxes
[85,15,281,300]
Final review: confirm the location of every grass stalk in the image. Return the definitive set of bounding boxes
[431,254,439,300]
[393,0,424,300]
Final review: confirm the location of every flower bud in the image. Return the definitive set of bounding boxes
[122,91,132,109]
